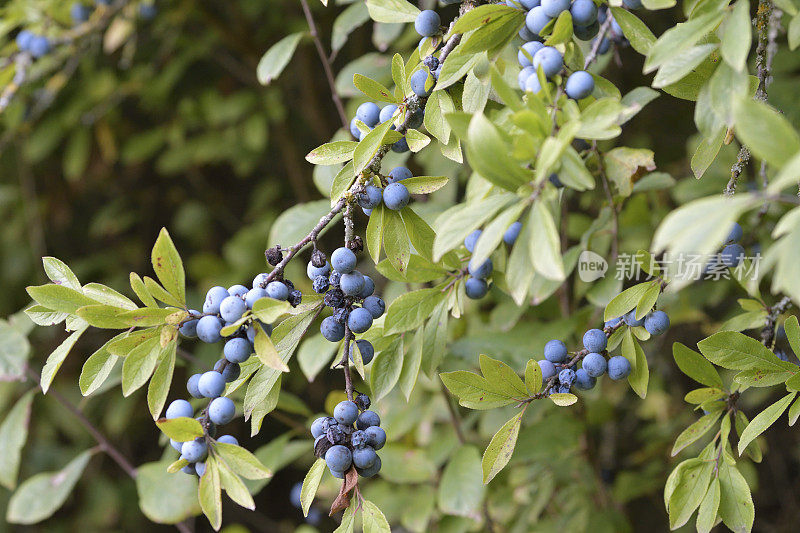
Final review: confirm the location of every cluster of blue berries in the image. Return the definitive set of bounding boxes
[511,1,595,99]
[537,308,670,393]
[309,248,384,360]
[358,165,414,215]
[15,2,157,59]
[349,101,421,154]
[164,379,240,477]
[311,396,386,479]
[461,228,511,300]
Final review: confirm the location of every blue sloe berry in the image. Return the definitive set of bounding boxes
[565,71,594,100]
[220,295,247,323]
[570,0,598,26]
[203,286,230,314]
[310,417,327,438]
[391,136,409,153]
[519,66,535,90]
[348,307,373,333]
[228,284,249,299]
[326,444,353,472]
[388,166,412,184]
[321,316,345,342]
[383,182,410,210]
[415,10,441,37]
[526,6,552,36]
[221,362,240,382]
[720,243,745,267]
[353,339,375,365]
[518,41,545,68]
[198,371,226,398]
[503,222,522,245]
[468,257,493,279]
[582,352,607,377]
[179,310,200,338]
[574,21,600,41]
[307,260,331,280]
[538,359,556,379]
[208,397,236,425]
[544,339,568,363]
[16,30,34,51]
[359,275,375,298]
[29,36,51,58]
[181,440,208,463]
[356,410,380,430]
[379,104,397,123]
[364,426,386,450]
[465,277,489,299]
[217,435,238,446]
[558,368,576,387]
[624,310,645,327]
[245,287,267,308]
[340,271,365,296]
[607,356,632,380]
[352,447,378,469]
[356,102,380,128]
[356,456,382,478]
[331,247,357,274]
[409,69,434,98]
[644,310,670,336]
[541,0,570,18]
[362,296,385,318]
[726,222,743,244]
[574,368,596,390]
[358,185,383,209]
[464,229,482,252]
[583,328,607,352]
[532,46,563,78]
[166,399,193,419]
[196,315,223,343]
[266,281,290,301]
[187,374,203,399]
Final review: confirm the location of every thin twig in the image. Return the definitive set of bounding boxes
[299,0,350,131]
[25,368,138,479]
[583,17,613,70]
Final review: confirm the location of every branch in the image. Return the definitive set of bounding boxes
[299,0,350,131]
[25,368,138,479]
[583,17,613,70]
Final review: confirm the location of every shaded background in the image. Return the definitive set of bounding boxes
[3,0,800,531]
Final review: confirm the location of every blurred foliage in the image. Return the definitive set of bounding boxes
[2,0,800,531]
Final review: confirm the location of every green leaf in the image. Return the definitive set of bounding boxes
[718,462,754,532]
[696,477,721,533]
[697,331,798,373]
[75,305,173,329]
[527,202,564,281]
[790,13,800,49]
[353,119,394,175]
[334,504,357,533]
[254,323,289,372]
[41,324,89,394]
[143,277,183,307]
[467,113,531,191]
[156,417,204,441]
[257,33,304,85]
[385,288,447,335]
[604,282,653,321]
[481,412,522,483]
[300,458,325,517]
[653,44,717,89]
[42,257,81,290]
[549,392,578,406]
[424,90,455,143]
[609,7,656,55]
[786,316,800,356]
[401,175,449,194]
[524,359,542,395]
[671,410,723,456]
[667,457,714,529]
[398,328,423,399]
[0,392,34,489]
[216,460,256,510]
[151,228,185,305]
[405,129,431,152]
[438,445,485,516]
[270,200,335,246]
[439,371,517,410]
[382,208,411,273]
[684,387,727,404]
[733,97,800,167]
[147,342,176,420]
[198,457,222,531]
[644,10,724,74]
[366,203,384,262]
[365,0,420,23]
[26,284,96,315]
[432,192,516,261]
[136,460,200,524]
[370,336,404,401]
[479,354,527,398]
[0,320,31,381]
[622,329,649,398]
[391,53,408,97]
[545,10,573,45]
[106,327,160,357]
[721,0,752,71]
[121,336,162,396]
[737,392,796,454]
[362,499,391,532]
[305,141,358,165]
[6,450,93,525]
[353,73,397,103]
[603,147,656,197]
